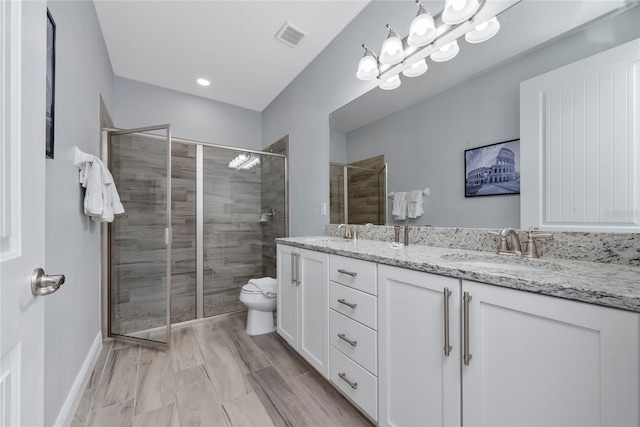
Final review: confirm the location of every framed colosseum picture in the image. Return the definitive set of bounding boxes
[465,139,520,197]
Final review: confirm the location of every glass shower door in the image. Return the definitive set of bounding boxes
[108,125,172,346]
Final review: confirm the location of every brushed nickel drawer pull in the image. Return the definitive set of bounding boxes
[338,372,358,389]
[463,292,473,366]
[337,298,357,309]
[337,269,357,277]
[443,287,452,357]
[337,333,357,347]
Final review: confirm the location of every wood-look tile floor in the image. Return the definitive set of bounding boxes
[72,311,374,427]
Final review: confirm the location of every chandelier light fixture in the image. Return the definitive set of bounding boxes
[356,0,520,91]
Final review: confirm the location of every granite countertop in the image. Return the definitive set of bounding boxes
[276,236,640,313]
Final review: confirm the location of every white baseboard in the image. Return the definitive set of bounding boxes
[54,331,103,427]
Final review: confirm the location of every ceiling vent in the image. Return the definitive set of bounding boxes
[275,21,308,47]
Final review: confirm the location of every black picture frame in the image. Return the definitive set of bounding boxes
[46,9,56,159]
[464,139,520,197]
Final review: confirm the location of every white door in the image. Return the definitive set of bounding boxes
[1,1,48,425]
[297,248,329,377]
[462,280,640,427]
[378,265,461,427]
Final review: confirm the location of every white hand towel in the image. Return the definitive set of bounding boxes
[392,192,407,220]
[407,190,424,218]
[248,277,277,297]
[79,157,125,223]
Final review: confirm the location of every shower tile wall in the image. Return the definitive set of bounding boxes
[330,165,345,224]
[261,136,288,279]
[347,155,386,225]
[202,147,262,317]
[170,143,197,324]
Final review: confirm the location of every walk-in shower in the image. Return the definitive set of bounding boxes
[104,126,287,347]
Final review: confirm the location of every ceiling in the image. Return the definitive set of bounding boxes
[94,0,370,112]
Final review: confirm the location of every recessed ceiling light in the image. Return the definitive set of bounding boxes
[196,78,210,86]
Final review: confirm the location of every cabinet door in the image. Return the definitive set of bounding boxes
[276,244,297,348]
[298,248,329,377]
[462,280,640,427]
[378,265,461,427]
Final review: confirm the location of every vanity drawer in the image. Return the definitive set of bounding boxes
[330,346,378,421]
[330,310,377,375]
[330,255,377,295]
[329,282,377,330]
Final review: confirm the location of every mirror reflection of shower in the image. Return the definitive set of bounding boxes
[330,154,387,225]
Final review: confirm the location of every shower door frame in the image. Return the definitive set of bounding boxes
[330,162,388,225]
[101,127,289,347]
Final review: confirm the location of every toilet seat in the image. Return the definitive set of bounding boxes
[241,283,277,297]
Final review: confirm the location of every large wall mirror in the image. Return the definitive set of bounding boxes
[330,0,639,228]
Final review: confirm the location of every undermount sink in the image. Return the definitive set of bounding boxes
[441,253,565,273]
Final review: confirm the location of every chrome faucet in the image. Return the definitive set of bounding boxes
[488,227,522,256]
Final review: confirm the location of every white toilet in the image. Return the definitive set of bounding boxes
[239,277,277,336]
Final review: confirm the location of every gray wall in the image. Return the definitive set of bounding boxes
[113,77,262,150]
[262,2,408,236]
[263,2,640,235]
[344,6,640,228]
[44,1,114,424]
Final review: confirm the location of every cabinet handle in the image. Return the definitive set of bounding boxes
[337,333,358,347]
[337,298,357,309]
[294,253,301,285]
[443,287,452,357]
[463,292,472,366]
[337,268,357,277]
[290,253,296,285]
[338,372,358,389]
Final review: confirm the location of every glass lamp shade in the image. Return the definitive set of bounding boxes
[442,0,480,25]
[407,10,436,47]
[402,59,428,77]
[357,54,379,80]
[379,27,405,65]
[465,17,500,43]
[431,40,459,62]
[379,74,401,90]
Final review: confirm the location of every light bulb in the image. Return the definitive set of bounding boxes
[379,25,405,65]
[465,17,501,44]
[431,40,460,62]
[402,59,428,78]
[442,0,479,25]
[379,74,401,90]
[408,6,436,47]
[357,55,379,80]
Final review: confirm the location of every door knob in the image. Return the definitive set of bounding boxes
[31,268,65,297]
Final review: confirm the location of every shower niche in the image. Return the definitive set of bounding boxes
[107,126,287,346]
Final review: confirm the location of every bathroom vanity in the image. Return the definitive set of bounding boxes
[276,235,640,426]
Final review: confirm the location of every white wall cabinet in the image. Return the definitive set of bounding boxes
[379,265,640,427]
[276,244,329,377]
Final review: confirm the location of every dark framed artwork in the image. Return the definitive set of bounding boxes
[46,9,56,159]
[464,139,520,197]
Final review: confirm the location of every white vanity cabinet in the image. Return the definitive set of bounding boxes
[276,244,329,377]
[462,279,640,427]
[328,255,379,421]
[378,265,462,427]
[378,263,640,427]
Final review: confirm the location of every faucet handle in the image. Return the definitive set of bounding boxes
[487,230,501,237]
[524,229,553,258]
